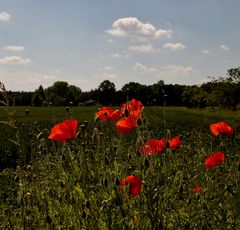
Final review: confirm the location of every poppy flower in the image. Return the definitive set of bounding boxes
[48,120,78,142]
[169,136,181,150]
[210,121,233,136]
[95,107,119,121]
[121,99,144,117]
[192,185,202,193]
[120,175,142,197]
[108,109,120,121]
[205,151,225,169]
[116,117,133,133]
[139,138,167,156]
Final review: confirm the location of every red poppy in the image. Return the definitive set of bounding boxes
[121,99,144,117]
[205,151,225,169]
[210,121,233,136]
[139,138,167,156]
[108,109,120,121]
[169,136,181,150]
[192,185,202,193]
[116,117,133,133]
[95,107,120,121]
[120,175,142,197]
[48,120,78,143]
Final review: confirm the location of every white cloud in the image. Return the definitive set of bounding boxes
[110,53,130,58]
[106,17,172,39]
[160,65,197,76]
[95,65,118,80]
[163,43,185,51]
[220,44,229,51]
[98,66,115,72]
[129,44,159,53]
[134,62,197,77]
[0,56,31,64]
[202,49,210,54]
[0,12,10,21]
[4,45,25,52]
[94,72,118,80]
[133,63,159,75]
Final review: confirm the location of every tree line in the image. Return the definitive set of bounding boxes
[1,67,240,109]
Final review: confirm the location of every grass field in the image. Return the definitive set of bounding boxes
[1,105,239,127]
[1,105,240,229]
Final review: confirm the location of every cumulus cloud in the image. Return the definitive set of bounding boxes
[163,43,185,51]
[98,66,115,72]
[106,17,172,39]
[0,56,31,64]
[160,65,197,76]
[220,44,229,51]
[0,12,10,21]
[94,72,118,80]
[202,49,210,54]
[129,44,159,53]
[133,63,159,75]
[134,62,197,77]
[4,45,25,52]
[110,53,130,58]
[95,65,118,80]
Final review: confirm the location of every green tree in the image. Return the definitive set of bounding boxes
[98,80,116,105]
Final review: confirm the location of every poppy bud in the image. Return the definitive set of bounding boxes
[86,200,91,209]
[60,181,64,189]
[65,107,70,112]
[104,178,108,188]
[46,215,52,225]
[144,158,150,168]
[115,178,121,186]
[82,210,87,219]
[80,124,86,131]
[27,165,32,172]
[25,109,30,116]
[95,116,100,122]
[37,132,43,140]
[128,153,132,160]
[105,157,110,166]
[72,196,76,204]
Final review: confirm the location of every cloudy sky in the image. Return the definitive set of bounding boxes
[0,0,240,91]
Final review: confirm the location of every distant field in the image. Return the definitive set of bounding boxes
[1,106,239,129]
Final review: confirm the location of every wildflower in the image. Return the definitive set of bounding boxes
[192,185,202,193]
[48,120,78,142]
[139,138,167,156]
[210,121,233,136]
[205,151,225,169]
[120,175,142,197]
[169,135,181,150]
[116,117,133,133]
[95,106,119,121]
[121,98,144,115]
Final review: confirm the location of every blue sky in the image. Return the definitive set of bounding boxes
[0,0,239,91]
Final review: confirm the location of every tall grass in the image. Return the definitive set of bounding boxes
[1,100,240,228]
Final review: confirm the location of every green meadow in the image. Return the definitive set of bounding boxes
[1,105,240,229]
